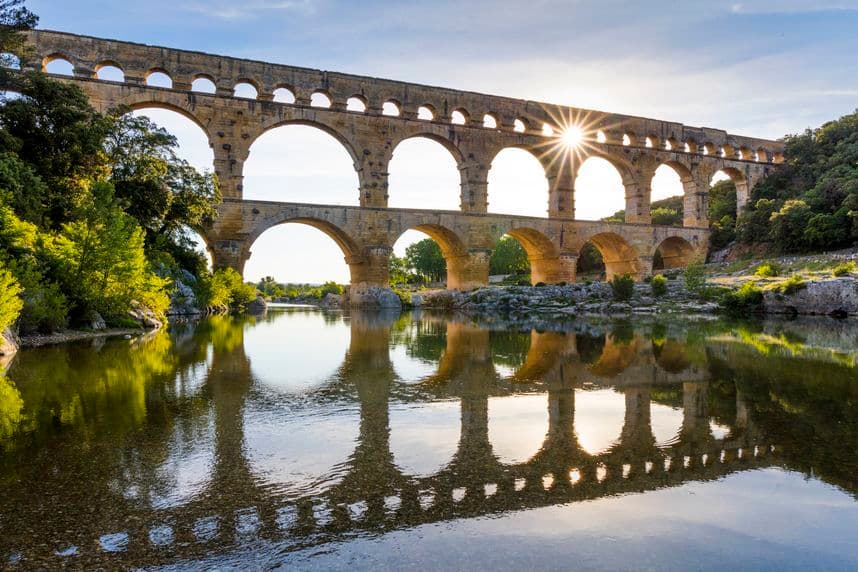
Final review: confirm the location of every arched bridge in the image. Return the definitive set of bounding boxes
[20,30,784,289]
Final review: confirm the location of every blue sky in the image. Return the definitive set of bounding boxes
[28,1,858,283]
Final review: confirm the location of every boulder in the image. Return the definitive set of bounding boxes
[321,293,343,307]
[167,278,201,316]
[764,278,858,317]
[85,310,107,331]
[410,293,424,307]
[246,295,268,314]
[1,327,18,357]
[346,287,403,309]
[128,302,163,330]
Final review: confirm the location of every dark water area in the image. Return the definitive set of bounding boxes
[1,309,858,570]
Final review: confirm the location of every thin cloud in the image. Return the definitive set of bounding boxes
[180,0,317,20]
[730,1,858,14]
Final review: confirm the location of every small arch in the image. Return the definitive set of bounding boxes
[450,109,468,125]
[1,52,21,70]
[756,148,769,163]
[233,81,258,99]
[310,91,332,108]
[417,105,434,120]
[653,236,696,272]
[382,100,401,116]
[191,75,216,94]
[483,113,498,129]
[273,86,296,104]
[665,138,678,151]
[513,118,527,133]
[720,144,734,158]
[43,53,74,75]
[579,232,640,280]
[702,142,715,155]
[541,123,555,137]
[95,61,125,82]
[346,95,366,112]
[145,69,172,88]
[645,136,655,148]
[622,133,634,146]
[596,130,607,144]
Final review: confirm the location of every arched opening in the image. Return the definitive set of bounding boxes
[273,87,295,104]
[387,136,461,210]
[243,123,359,204]
[482,114,498,129]
[244,221,354,286]
[417,105,434,120]
[382,100,400,116]
[390,224,468,289]
[653,236,696,272]
[181,227,213,271]
[513,118,526,133]
[622,133,633,146]
[129,107,214,172]
[310,91,331,108]
[645,136,655,148]
[649,164,687,227]
[541,123,555,137]
[502,228,564,285]
[596,130,607,143]
[191,75,216,94]
[43,54,74,75]
[450,109,467,125]
[574,157,625,221]
[95,62,124,82]
[709,169,744,247]
[576,242,605,281]
[233,81,258,99]
[487,147,549,217]
[346,96,366,112]
[390,399,460,477]
[579,232,640,281]
[1,52,21,70]
[145,70,172,88]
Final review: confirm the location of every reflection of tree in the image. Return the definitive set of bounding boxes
[576,332,605,366]
[489,330,531,369]
[0,373,23,441]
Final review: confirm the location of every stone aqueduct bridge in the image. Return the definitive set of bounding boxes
[23,31,784,289]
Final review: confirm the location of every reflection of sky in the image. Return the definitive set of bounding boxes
[276,468,858,571]
[389,401,460,477]
[489,394,549,464]
[151,412,215,509]
[243,311,350,392]
[389,344,437,384]
[651,403,684,446]
[574,390,626,455]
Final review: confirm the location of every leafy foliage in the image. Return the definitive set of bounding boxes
[683,262,706,294]
[772,275,807,295]
[0,261,22,331]
[405,239,445,283]
[490,236,528,275]
[650,274,668,297]
[832,262,856,277]
[610,273,635,301]
[719,282,764,316]
[199,268,258,311]
[754,262,782,278]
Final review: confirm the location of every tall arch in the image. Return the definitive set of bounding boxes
[128,105,214,173]
[244,218,358,285]
[579,232,641,280]
[574,157,626,221]
[654,161,706,228]
[387,136,462,211]
[503,228,573,284]
[649,163,687,227]
[392,224,473,290]
[487,147,549,218]
[713,167,749,214]
[244,122,359,204]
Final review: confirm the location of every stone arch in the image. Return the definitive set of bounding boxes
[417,104,435,120]
[393,223,476,290]
[574,155,628,221]
[145,68,172,88]
[487,146,549,217]
[233,79,259,99]
[245,121,360,204]
[191,74,216,93]
[503,227,572,285]
[272,85,296,104]
[120,96,213,141]
[579,231,641,280]
[346,94,367,112]
[387,134,464,210]
[714,166,750,214]
[653,236,696,272]
[94,60,125,82]
[42,52,75,74]
[243,217,362,281]
[382,99,401,116]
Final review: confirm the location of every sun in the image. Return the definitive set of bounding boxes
[562,126,584,148]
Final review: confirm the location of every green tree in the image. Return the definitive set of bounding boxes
[257,276,285,299]
[0,0,38,82]
[769,199,813,252]
[388,254,413,286]
[0,261,22,331]
[405,238,445,283]
[490,236,529,275]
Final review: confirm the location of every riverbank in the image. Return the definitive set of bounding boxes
[18,327,155,348]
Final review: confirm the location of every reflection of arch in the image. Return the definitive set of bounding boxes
[654,236,696,271]
[580,232,641,280]
[587,337,639,377]
[513,331,571,381]
[653,339,691,374]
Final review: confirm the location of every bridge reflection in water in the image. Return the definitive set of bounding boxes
[1,309,856,567]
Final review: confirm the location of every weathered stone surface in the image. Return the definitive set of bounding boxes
[22,30,785,305]
[1,327,19,357]
[246,295,268,314]
[128,302,163,330]
[764,278,858,317]
[321,293,343,307]
[168,279,201,316]
[346,287,403,309]
[85,311,107,331]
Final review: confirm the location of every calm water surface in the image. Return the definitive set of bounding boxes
[1,309,858,570]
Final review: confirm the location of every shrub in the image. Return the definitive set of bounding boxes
[832,262,856,277]
[200,268,258,311]
[651,274,668,297]
[0,264,23,331]
[773,275,807,295]
[318,281,345,297]
[610,273,635,301]
[719,282,764,316]
[683,262,706,295]
[754,262,782,278]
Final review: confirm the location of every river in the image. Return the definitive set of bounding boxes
[1,308,858,570]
